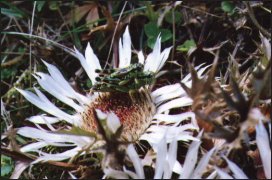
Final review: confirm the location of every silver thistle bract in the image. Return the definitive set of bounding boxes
[15,27,202,165]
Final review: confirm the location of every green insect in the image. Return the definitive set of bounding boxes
[110,63,143,78]
[92,63,155,93]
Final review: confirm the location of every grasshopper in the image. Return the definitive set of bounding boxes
[92,63,155,93]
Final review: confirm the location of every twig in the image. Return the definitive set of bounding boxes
[29,1,36,88]
[245,2,271,39]
[182,8,194,41]
[1,52,30,55]
[105,1,128,69]
[57,8,74,41]
[171,4,176,67]
[1,18,12,45]
[1,147,79,170]
[5,32,77,57]
[12,17,24,33]
[1,52,26,68]
[180,4,222,18]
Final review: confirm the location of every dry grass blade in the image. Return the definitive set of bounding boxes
[4,32,77,58]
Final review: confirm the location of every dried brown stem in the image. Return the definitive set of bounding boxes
[1,53,25,68]
[245,2,271,39]
[1,147,79,171]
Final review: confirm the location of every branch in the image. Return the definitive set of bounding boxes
[1,53,25,68]
[1,147,79,171]
[245,2,271,39]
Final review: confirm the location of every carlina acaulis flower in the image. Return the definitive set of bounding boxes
[15,26,207,163]
[81,58,156,142]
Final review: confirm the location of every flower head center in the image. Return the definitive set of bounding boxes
[81,89,155,142]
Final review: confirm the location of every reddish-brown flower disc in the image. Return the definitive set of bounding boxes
[81,88,155,142]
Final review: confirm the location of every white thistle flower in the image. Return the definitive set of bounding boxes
[16,26,211,163]
[106,121,271,179]
[104,130,217,179]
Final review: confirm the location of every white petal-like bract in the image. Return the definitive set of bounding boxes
[119,26,132,68]
[256,120,271,179]
[126,145,145,179]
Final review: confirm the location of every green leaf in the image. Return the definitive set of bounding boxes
[1,165,12,177]
[1,155,14,177]
[165,11,182,24]
[176,40,196,52]
[221,1,235,15]
[1,8,24,18]
[147,36,157,49]
[145,23,172,48]
[36,1,46,12]
[1,1,28,18]
[1,67,17,79]
[49,1,59,11]
[161,29,172,42]
[144,22,160,38]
